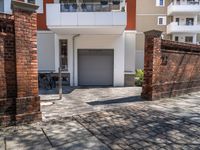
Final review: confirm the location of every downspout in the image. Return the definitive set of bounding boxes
[72,34,80,86]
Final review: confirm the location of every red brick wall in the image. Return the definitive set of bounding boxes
[0,13,16,99]
[142,30,200,100]
[0,2,41,127]
[0,36,6,98]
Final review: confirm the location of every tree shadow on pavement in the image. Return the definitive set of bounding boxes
[74,106,200,149]
[87,96,144,106]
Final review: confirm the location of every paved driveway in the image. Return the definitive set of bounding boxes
[0,88,200,150]
[40,87,142,121]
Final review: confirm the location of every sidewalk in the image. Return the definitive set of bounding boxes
[0,91,200,150]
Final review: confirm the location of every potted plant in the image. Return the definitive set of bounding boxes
[101,0,108,5]
[64,3,70,9]
[81,3,87,10]
[121,6,125,12]
[112,0,120,5]
[72,3,78,9]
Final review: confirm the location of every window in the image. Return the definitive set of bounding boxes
[160,0,164,6]
[156,0,165,6]
[186,18,194,26]
[158,17,166,25]
[59,40,68,71]
[176,0,180,5]
[175,18,180,25]
[175,36,179,42]
[26,0,36,4]
[185,36,193,43]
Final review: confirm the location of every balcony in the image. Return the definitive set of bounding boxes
[46,2,127,34]
[167,2,200,15]
[167,22,200,34]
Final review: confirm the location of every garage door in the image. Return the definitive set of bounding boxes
[78,49,114,86]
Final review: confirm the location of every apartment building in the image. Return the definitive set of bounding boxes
[167,0,200,43]
[0,0,137,87]
[136,0,200,69]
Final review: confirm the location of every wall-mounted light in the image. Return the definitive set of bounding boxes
[161,55,168,65]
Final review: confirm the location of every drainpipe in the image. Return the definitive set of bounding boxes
[72,34,80,86]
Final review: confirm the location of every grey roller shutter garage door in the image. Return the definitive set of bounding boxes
[78,49,114,86]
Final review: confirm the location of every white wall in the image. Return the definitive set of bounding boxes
[74,35,125,87]
[37,32,56,72]
[46,4,126,27]
[36,0,44,13]
[124,31,136,74]
[54,34,125,86]
[4,0,12,14]
[135,50,144,70]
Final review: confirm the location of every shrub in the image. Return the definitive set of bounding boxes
[135,69,144,86]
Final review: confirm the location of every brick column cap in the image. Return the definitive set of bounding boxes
[0,13,14,20]
[144,30,163,38]
[11,0,39,12]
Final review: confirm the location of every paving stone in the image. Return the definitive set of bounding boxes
[4,127,51,150]
[42,121,92,147]
[51,136,110,150]
[0,137,5,150]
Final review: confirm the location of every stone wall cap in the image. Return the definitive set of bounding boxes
[144,30,163,36]
[11,0,39,12]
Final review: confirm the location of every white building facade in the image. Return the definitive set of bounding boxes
[167,0,200,44]
[37,0,136,87]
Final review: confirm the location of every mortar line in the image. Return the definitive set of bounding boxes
[41,128,54,148]
[4,137,6,150]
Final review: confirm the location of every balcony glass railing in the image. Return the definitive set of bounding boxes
[171,1,200,5]
[60,3,123,12]
[170,22,198,26]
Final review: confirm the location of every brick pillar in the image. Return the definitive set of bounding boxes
[0,14,17,126]
[0,36,6,98]
[12,0,42,124]
[141,30,162,100]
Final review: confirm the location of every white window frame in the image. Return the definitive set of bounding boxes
[156,0,165,7]
[185,36,193,43]
[157,16,166,25]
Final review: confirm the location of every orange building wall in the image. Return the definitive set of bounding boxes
[126,0,136,30]
[37,0,54,30]
[37,0,136,31]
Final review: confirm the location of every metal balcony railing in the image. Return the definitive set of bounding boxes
[60,3,122,12]
[171,1,200,5]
